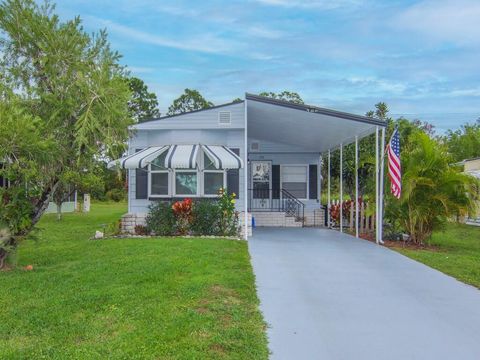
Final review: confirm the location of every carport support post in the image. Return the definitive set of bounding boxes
[244,98,249,240]
[327,149,331,227]
[339,143,343,233]
[375,126,379,244]
[379,127,386,244]
[355,136,359,238]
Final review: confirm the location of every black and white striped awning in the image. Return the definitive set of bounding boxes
[108,144,242,170]
[201,145,243,169]
[164,145,200,169]
[107,146,169,170]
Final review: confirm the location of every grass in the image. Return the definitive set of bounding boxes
[0,203,268,359]
[396,223,480,289]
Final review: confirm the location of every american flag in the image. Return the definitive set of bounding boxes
[387,128,401,199]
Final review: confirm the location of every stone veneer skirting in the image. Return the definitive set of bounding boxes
[120,208,324,236]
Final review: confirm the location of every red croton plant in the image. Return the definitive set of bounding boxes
[172,198,193,235]
[329,198,364,225]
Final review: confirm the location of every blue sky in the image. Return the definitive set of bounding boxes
[55,0,480,132]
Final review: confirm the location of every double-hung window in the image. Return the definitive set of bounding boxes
[174,170,198,196]
[281,165,308,199]
[203,153,225,196]
[149,152,169,197]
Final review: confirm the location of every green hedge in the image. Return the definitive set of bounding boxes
[145,198,239,237]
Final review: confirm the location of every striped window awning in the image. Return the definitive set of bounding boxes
[202,145,243,169]
[107,146,169,170]
[108,144,242,170]
[165,145,200,169]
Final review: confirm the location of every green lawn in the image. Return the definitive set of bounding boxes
[396,223,480,289]
[0,203,268,359]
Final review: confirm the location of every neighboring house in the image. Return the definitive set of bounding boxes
[109,93,387,238]
[459,157,480,226]
[45,189,78,214]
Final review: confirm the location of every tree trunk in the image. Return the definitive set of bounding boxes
[29,181,59,232]
[56,203,62,221]
[0,181,58,270]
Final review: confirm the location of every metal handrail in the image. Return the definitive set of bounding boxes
[281,189,305,226]
[247,188,305,226]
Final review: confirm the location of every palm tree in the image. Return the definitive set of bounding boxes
[386,131,478,245]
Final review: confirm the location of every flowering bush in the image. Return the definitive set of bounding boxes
[172,198,193,235]
[329,198,363,226]
[146,191,239,237]
[217,188,239,236]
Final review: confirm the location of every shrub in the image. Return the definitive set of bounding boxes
[217,188,239,236]
[191,200,221,236]
[104,220,121,237]
[172,198,193,235]
[105,189,126,202]
[385,131,479,245]
[134,225,148,235]
[146,202,176,236]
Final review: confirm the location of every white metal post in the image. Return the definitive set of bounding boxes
[340,143,343,233]
[327,149,331,228]
[244,99,249,240]
[375,126,379,244]
[379,127,386,244]
[318,155,322,202]
[355,136,359,238]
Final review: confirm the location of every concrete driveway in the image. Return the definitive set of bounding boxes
[249,227,480,360]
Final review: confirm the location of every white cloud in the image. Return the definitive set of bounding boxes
[445,87,480,97]
[346,76,408,94]
[94,17,237,55]
[246,25,285,39]
[127,66,155,74]
[394,0,480,45]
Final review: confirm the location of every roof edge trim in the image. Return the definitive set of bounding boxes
[133,100,245,125]
[245,93,386,127]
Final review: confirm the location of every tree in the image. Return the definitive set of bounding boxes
[444,120,480,162]
[0,0,131,267]
[324,102,391,199]
[127,77,160,122]
[167,89,213,115]
[258,91,304,104]
[384,131,478,245]
[52,170,104,221]
[322,103,435,200]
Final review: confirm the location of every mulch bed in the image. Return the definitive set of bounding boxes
[356,231,440,251]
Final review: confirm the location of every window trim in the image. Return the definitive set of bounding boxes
[202,153,226,197]
[148,165,171,198]
[202,170,226,197]
[280,164,309,200]
[174,169,200,197]
[146,150,229,199]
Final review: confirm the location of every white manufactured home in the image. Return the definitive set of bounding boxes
[109,93,387,239]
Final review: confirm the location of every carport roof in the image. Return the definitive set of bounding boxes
[246,93,386,153]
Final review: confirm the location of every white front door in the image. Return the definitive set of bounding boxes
[251,161,272,209]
